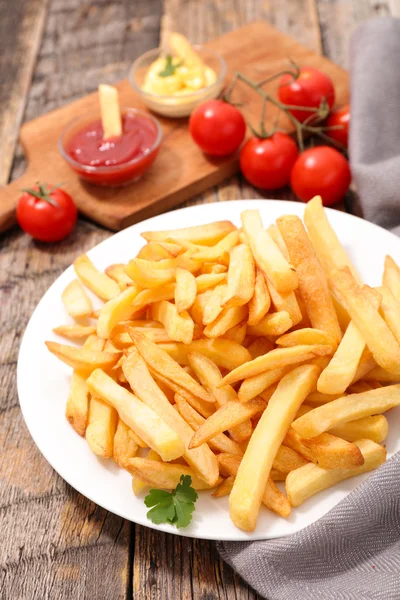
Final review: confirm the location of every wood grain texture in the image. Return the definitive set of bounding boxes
[1,1,398,599]
[0,0,49,185]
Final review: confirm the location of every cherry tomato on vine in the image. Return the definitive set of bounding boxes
[278,67,335,123]
[239,132,299,190]
[16,183,77,242]
[326,104,350,148]
[189,99,246,156]
[290,146,351,206]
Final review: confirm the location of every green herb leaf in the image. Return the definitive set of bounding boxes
[158,54,183,78]
[144,475,198,529]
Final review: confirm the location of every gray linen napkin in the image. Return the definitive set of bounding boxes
[218,18,400,599]
[350,17,400,234]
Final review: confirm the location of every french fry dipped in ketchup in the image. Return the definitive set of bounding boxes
[64,84,161,186]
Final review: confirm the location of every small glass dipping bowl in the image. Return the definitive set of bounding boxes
[129,47,227,118]
[58,108,162,187]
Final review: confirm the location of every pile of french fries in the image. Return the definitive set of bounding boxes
[46,196,400,532]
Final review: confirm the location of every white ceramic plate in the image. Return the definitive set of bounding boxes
[17,200,400,541]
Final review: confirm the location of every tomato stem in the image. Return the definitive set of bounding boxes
[224,68,347,153]
[22,183,59,208]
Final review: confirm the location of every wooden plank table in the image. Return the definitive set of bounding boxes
[1,1,399,598]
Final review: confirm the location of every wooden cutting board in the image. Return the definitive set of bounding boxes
[0,21,349,233]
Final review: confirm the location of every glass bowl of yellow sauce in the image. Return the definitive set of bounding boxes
[129,34,226,118]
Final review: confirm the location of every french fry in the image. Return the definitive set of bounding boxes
[351,348,377,383]
[131,449,161,496]
[285,427,364,470]
[229,364,319,531]
[86,369,186,461]
[204,305,247,338]
[187,351,252,442]
[66,371,90,436]
[112,326,171,347]
[53,324,97,340]
[175,268,197,314]
[378,285,400,344]
[98,83,122,139]
[148,369,216,418]
[248,269,271,326]
[247,311,292,337]
[125,259,175,288]
[174,394,243,455]
[192,231,240,262]
[305,391,342,406]
[329,415,388,444]
[364,366,400,382]
[86,395,117,458]
[331,292,351,331]
[190,290,213,325]
[286,439,386,507]
[128,429,148,448]
[223,244,255,308]
[202,284,227,325]
[303,195,360,280]
[218,445,307,477]
[141,221,236,246]
[277,214,342,346]
[292,384,400,438]
[62,279,93,319]
[189,397,266,449]
[128,458,215,490]
[347,381,373,394]
[238,366,289,403]
[45,341,120,372]
[276,328,335,347]
[132,283,176,310]
[158,339,252,371]
[266,279,302,327]
[220,345,331,387]
[267,223,290,261]
[217,454,291,518]
[129,330,213,402]
[330,267,400,375]
[137,241,182,261]
[273,445,309,473]
[241,209,298,293]
[317,322,366,395]
[383,255,400,299]
[122,349,219,486]
[246,338,274,359]
[113,419,139,468]
[212,476,235,497]
[97,286,139,339]
[74,254,120,301]
[200,263,227,275]
[195,272,226,292]
[223,320,247,344]
[151,300,194,344]
[105,264,133,290]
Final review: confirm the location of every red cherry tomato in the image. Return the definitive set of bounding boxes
[278,67,335,123]
[290,146,351,206]
[16,184,77,242]
[239,133,299,190]
[189,99,246,156]
[326,104,350,148]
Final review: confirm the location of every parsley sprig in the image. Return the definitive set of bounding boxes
[144,475,198,529]
[158,54,183,78]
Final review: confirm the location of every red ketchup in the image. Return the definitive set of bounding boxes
[63,111,161,186]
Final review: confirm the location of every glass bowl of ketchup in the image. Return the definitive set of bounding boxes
[59,108,162,187]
